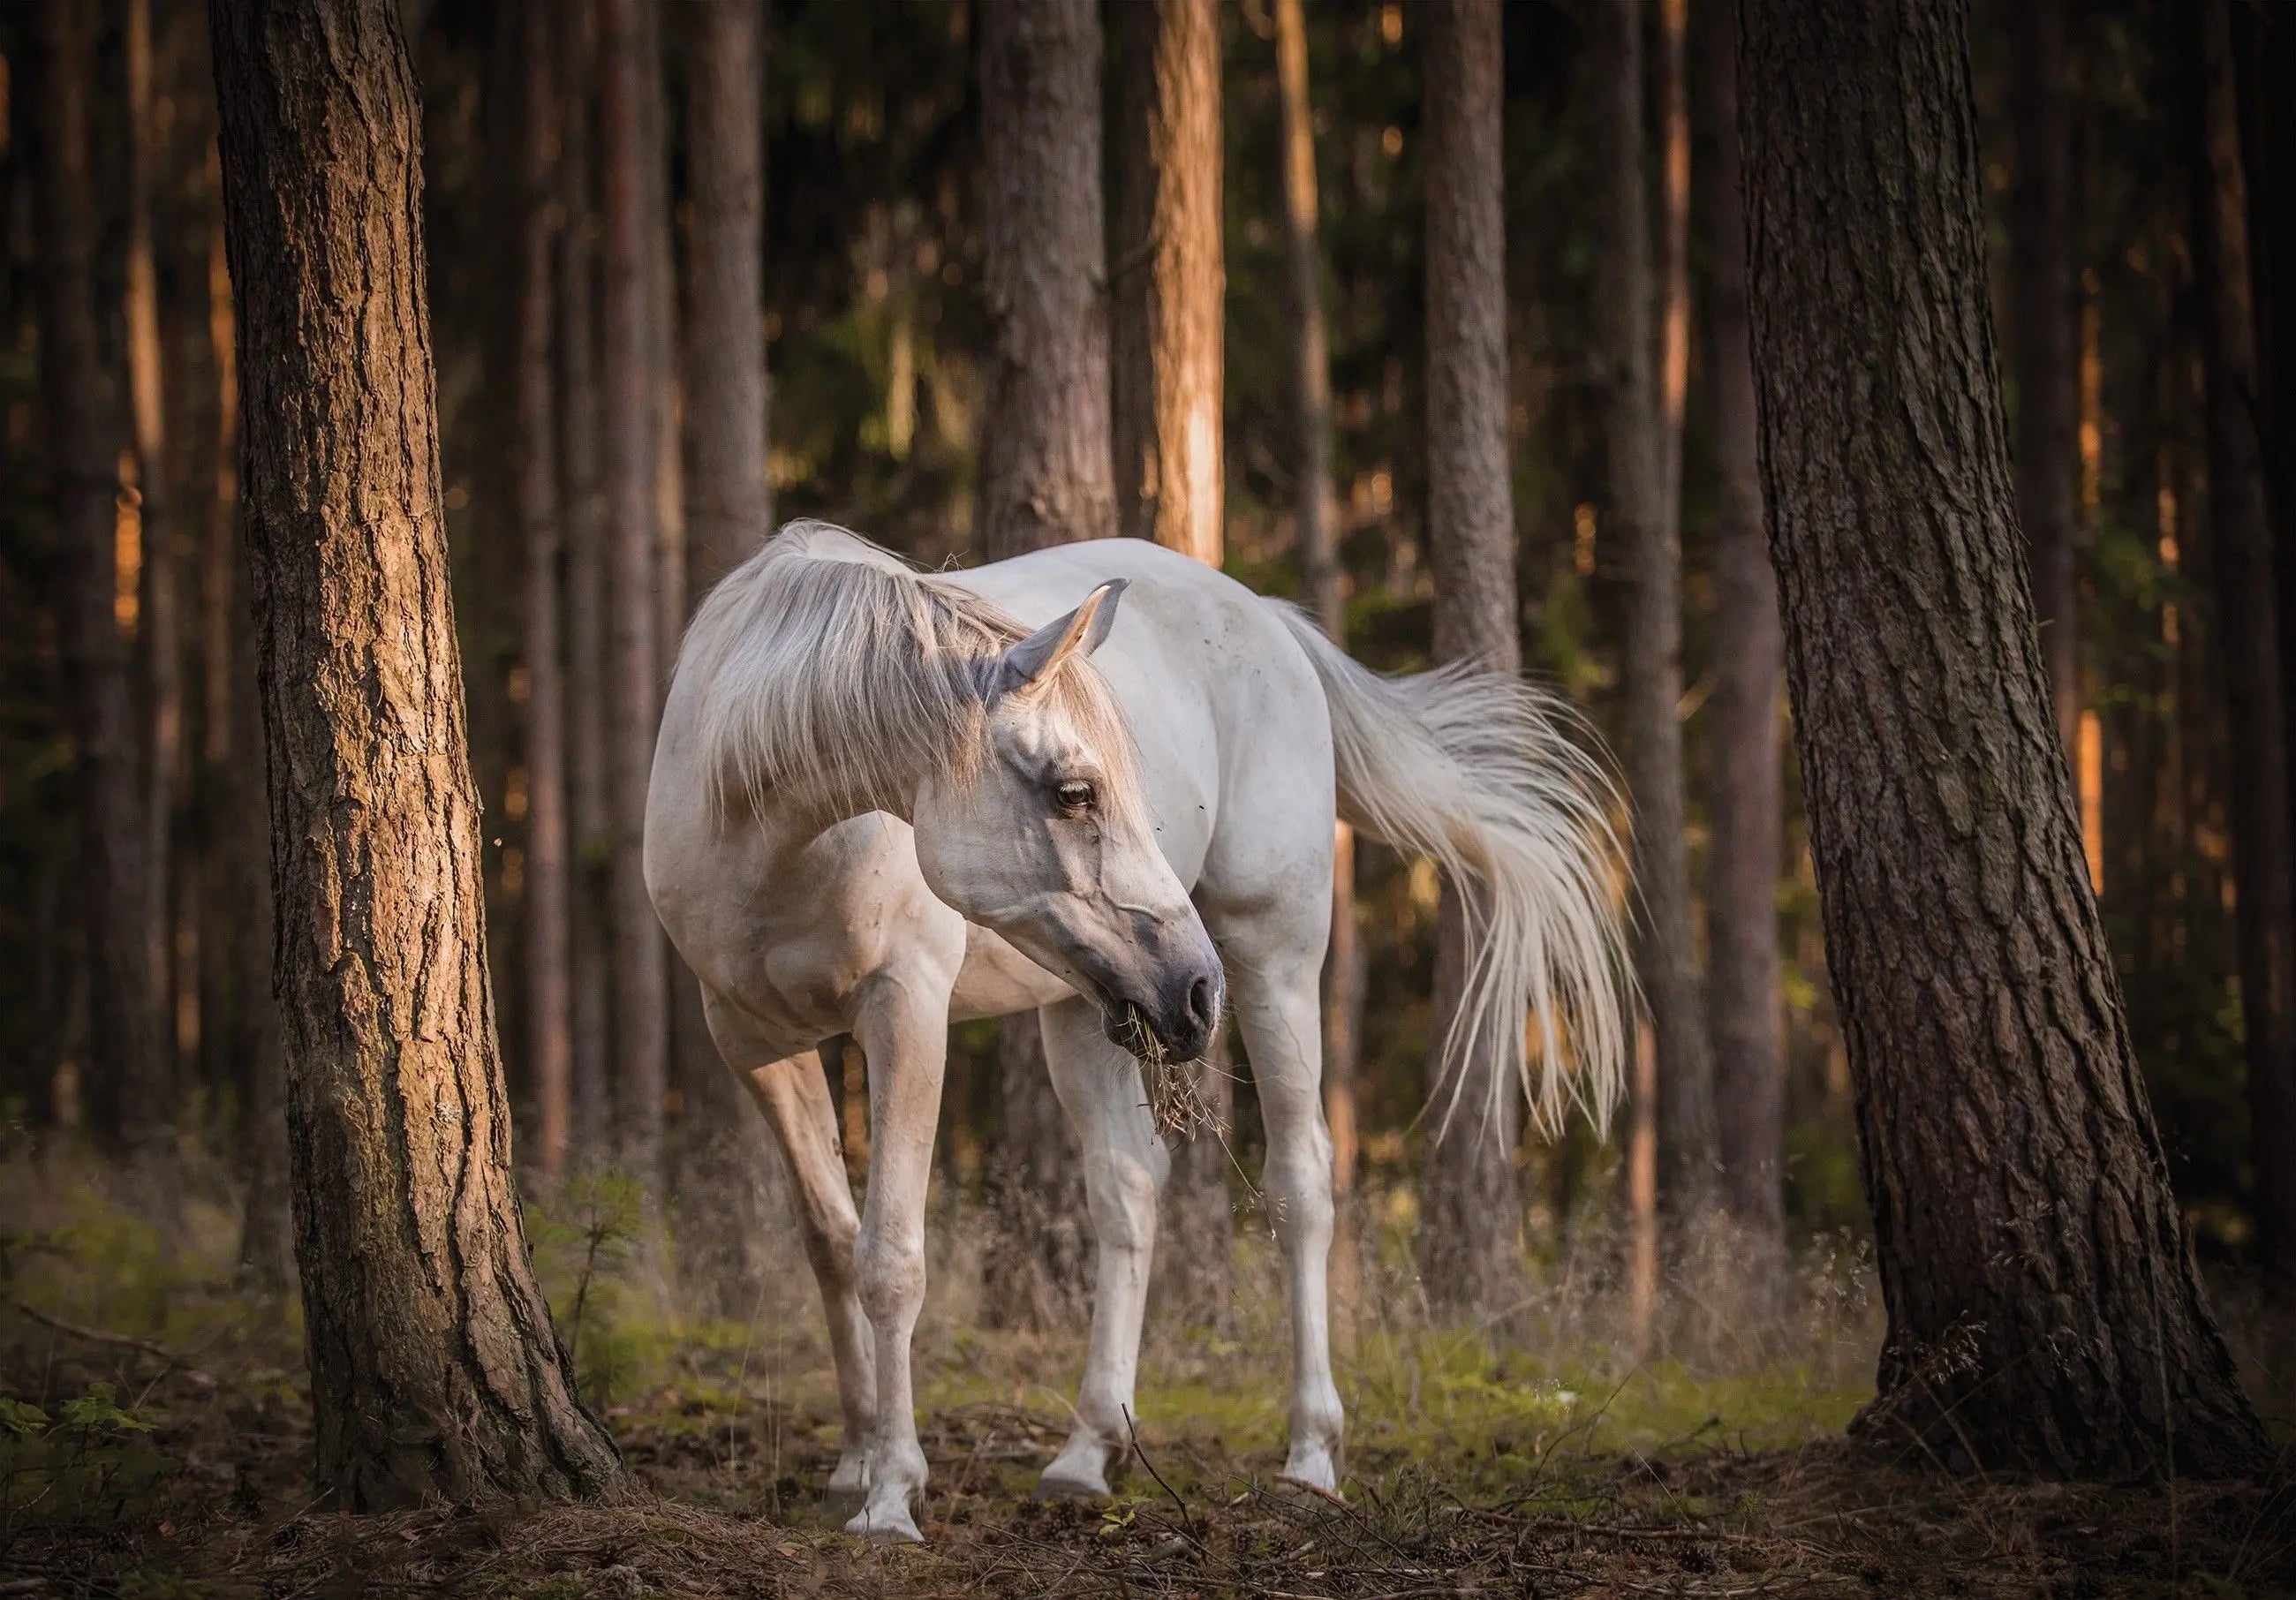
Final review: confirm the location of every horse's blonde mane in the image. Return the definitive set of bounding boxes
[678,520,1144,825]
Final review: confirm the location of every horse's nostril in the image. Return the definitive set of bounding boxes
[1187,974,1216,1030]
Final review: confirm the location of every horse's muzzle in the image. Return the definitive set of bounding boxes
[1104,963,1221,1062]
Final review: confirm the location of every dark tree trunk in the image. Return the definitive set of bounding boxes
[1418,0,1522,1315]
[1597,0,1716,1214]
[125,0,183,1123]
[1700,6,1785,1239]
[557,0,613,1168]
[2247,0,2296,886]
[209,0,623,1506]
[977,0,1115,1327]
[600,0,669,1194]
[34,0,166,1157]
[676,0,785,1317]
[1273,0,1362,1200]
[2193,0,2296,1287]
[1736,0,2267,1476]
[517,0,574,1181]
[2010,0,2080,756]
[1110,0,1232,1325]
[680,0,770,595]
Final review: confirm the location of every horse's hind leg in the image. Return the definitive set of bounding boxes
[1035,995,1170,1498]
[702,992,878,1512]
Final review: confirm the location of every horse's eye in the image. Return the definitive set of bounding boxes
[1054,779,1096,814]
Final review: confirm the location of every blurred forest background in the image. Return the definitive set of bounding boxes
[0,0,2290,1369]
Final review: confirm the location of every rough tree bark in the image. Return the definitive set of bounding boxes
[557,0,613,1166]
[977,0,1114,1326]
[1111,0,1233,1325]
[676,0,785,1316]
[2193,0,2296,1287]
[2010,0,2080,756]
[34,0,166,1157]
[209,0,623,1506]
[1418,0,1522,1315]
[1736,0,2267,1475]
[1701,7,1786,1239]
[1274,0,1362,1200]
[1597,0,1716,1214]
[600,0,669,1194]
[517,0,574,1181]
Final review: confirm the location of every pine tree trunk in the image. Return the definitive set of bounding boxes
[2193,0,2296,1287]
[1597,0,1717,1215]
[517,0,574,1181]
[34,0,166,1158]
[1418,0,1522,1316]
[1701,7,1786,1240]
[675,0,785,1318]
[2010,0,2080,756]
[125,0,183,1126]
[1273,0,1361,1204]
[557,0,614,1168]
[977,0,1115,1327]
[1110,0,1233,1326]
[208,0,623,1506]
[1736,0,2267,1476]
[600,0,668,1196]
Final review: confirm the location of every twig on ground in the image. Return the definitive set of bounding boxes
[4,1298,208,1385]
[1123,1404,1201,1546]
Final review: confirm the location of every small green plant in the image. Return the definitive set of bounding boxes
[0,1383,174,1554]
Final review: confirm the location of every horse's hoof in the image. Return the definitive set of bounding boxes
[1033,1466,1112,1501]
[1279,1445,1343,1498]
[825,1482,869,1519]
[844,1498,924,1543]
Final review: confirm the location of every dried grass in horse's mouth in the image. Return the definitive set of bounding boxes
[1122,1004,1217,1140]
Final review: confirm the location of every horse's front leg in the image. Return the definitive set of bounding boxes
[1034,995,1170,1498]
[844,965,951,1543]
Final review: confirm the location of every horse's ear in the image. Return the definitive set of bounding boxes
[991,578,1129,700]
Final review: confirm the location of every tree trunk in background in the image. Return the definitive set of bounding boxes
[517,0,574,1181]
[1597,0,1717,1215]
[600,0,668,1196]
[126,0,183,1119]
[1700,9,1785,1240]
[1110,0,1233,1326]
[1656,0,1690,531]
[2011,0,2080,757]
[1737,0,2267,1475]
[682,0,770,595]
[676,0,785,1318]
[1418,0,1521,1316]
[977,0,1115,1328]
[558,0,613,1167]
[2194,0,2296,1288]
[209,0,623,1505]
[1275,0,1362,1209]
[2247,0,2296,879]
[34,0,166,1158]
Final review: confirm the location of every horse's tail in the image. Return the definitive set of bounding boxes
[1270,603,1634,1140]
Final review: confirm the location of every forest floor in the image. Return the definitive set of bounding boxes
[2,1158,2292,1597]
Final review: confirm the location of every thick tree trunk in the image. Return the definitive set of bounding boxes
[1597,0,1716,1214]
[517,0,574,1181]
[1111,0,1233,1325]
[1273,0,1361,1200]
[1736,0,2267,1476]
[557,0,613,1167]
[600,0,669,1195]
[1701,9,1786,1240]
[126,0,183,1121]
[675,0,785,1317]
[209,0,623,1506]
[977,0,1115,1326]
[2010,0,2080,756]
[2193,0,2296,1287]
[1418,0,1522,1316]
[34,0,166,1157]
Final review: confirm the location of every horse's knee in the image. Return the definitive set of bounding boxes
[856,1233,926,1328]
[1084,1151,1161,1254]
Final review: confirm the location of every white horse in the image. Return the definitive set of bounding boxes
[646,520,1628,1542]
